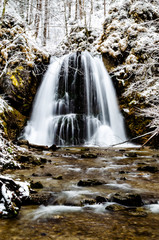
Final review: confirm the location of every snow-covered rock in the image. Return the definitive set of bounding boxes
[98,0,159,146]
[0,176,29,218]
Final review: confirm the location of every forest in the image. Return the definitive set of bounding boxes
[0,0,159,239]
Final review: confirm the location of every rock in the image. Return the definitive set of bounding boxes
[81,153,97,158]
[16,155,30,163]
[81,199,96,205]
[3,161,20,170]
[119,170,126,174]
[28,143,49,151]
[137,165,158,173]
[50,144,60,151]
[0,176,30,218]
[16,154,44,165]
[77,179,103,187]
[53,175,63,180]
[30,181,43,189]
[96,196,107,203]
[109,192,144,207]
[17,139,29,146]
[125,152,137,157]
[106,204,147,217]
[106,204,126,212]
[30,192,53,205]
[32,173,39,177]
[40,158,47,164]
[44,173,52,177]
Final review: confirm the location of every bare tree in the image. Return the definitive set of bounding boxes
[104,0,106,16]
[43,0,49,45]
[35,0,42,38]
[64,0,68,36]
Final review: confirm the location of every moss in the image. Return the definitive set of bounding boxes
[0,106,26,140]
[10,75,19,87]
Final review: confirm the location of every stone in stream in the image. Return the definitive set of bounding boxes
[17,139,29,146]
[125,152,137,157]
[77,179,104,187]
[81,153,97,158]
[109,192,144,207]
[30,181,43,189]
[30,192,53,205]
[106,204,147,217]
[52,175,63,180]
[137,165,158,173]
[96,196,107,203]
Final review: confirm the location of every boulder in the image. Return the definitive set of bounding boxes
[77,179,104,187]
[137,165,158,173]
[109,192,144,207]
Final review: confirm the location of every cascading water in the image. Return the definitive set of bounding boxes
[23,51,127,146]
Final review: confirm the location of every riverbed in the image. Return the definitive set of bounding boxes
[1,146,159,239]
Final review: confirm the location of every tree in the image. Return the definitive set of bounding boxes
[35,0,42,38]
[104,0,106,16]
[1,0,8,23]
[43,0,49,45]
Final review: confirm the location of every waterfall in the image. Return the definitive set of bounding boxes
[24,51,126,146]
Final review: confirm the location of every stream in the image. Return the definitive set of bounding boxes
[1,146,159,239]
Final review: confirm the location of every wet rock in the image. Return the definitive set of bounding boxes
[81,199,96,205]
[40,158,47,164]
[109,192,144,207]
[106,204,147,217]
[17,139,29,146]
[125,152,137,158]
[50,144,60,151]
[3,161,20,170]
[53,175,63,180]
[29,143,49,151]
[77,179,103,187]
[106,204,126,212]
[96,196,107,203]
[120,177,127,181]
[126,209,147,217]
[16,155,30,163]
[30,181,43,189]
[81,153,97,158]
[119,170,126,174]
[30,192,53,205]
[137,165,158,173]
[16,154,43,166]
[32,173,39,177]
[44,173,52,177]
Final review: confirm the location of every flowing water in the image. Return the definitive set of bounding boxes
[24,51,126,147]
[1,146,159,239]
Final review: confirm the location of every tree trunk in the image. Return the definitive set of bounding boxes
[29,0,34,24]
[79,0,82,20]
[104,0,106,16]
[89,0,93,27]
[64,0,68,37]
[26,0,30,23]
[43,0,49,45]
[68,0,72,19]
[75,0,78,20]
[35,0,42,38]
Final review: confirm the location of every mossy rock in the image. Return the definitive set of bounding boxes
[0,105,26,141]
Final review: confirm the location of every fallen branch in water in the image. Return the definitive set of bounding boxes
[111,130,156,147]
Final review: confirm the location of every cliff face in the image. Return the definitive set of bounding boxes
[0,15,50,141]
[98,0,159,146]
[0,15,50,116]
